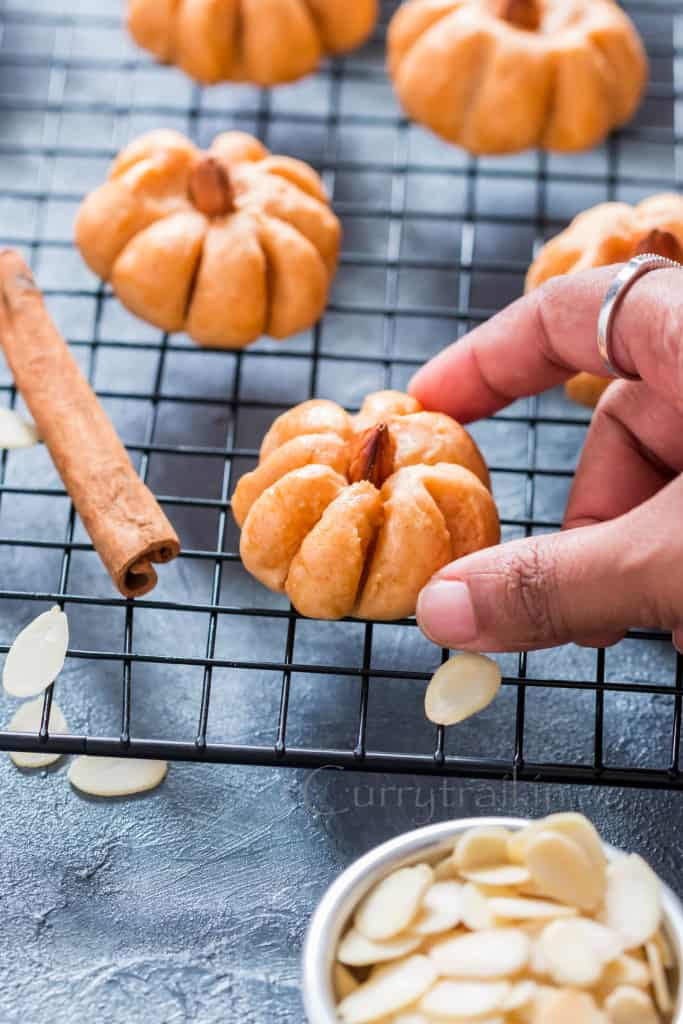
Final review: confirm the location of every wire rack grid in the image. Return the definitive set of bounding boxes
[0,0,681,791]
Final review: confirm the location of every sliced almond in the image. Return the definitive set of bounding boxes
[338,955,437,1024]
[454,826,511,871]
[355,865,434,942]
[339,928,422,967]
[424,653,502,726]
[645,938,672,1014]
[487,896,577,921]
[508,814,605,869]
[335,963,360,1000]
[512,984,563,1024]
[536,918,623,987]
[528,933,550,977]
[525,830,603,911]
[6,695,68,768]
[391,1014,431,1024]
[595,954,651,1001]
[428,928,530,979]
[412,882,463,936]
[461,882,496,931]
[460,865,531,887]
[604,855,661,950]
[503,979,537,1012]
[653,927,675,968]
[540,813,606,870]
[3,606,69,698]
[68,756,168,797]
[0,407,39,449]
[417,928,467,958]
[433,856,457,882]
[419,979,510,1019]
[515,879,551,898]
[534,989,605,1024]
[604,985,659,1024]
[508,823,537,866]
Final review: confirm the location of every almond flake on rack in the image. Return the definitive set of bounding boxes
[428,927,530,979]
[337,955,437,1024]
[68,755,168,797]
[424,653,501,726]
[3,606,69,698]
[605,855,662,951]
[355,864,434,942]
[338,928,422,966]
[6,696,68,768]
[0,407,39,449]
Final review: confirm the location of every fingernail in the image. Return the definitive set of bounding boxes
[674,626,683,654]
[417,579,478,647]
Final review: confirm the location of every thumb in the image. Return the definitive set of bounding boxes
[416,480,683,652]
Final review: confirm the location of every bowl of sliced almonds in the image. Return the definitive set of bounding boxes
[302,814,682,1023]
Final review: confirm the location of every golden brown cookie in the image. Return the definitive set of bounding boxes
[128,0,378,85]
[527,194,683,407]
[75,130,340,348]
[233,390,500,621]
[387,0,647,155]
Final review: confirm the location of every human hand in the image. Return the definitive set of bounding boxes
[410,264,683,652]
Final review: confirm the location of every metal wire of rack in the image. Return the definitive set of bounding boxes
[0,0,681,791]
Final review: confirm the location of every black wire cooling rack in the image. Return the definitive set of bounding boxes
[0,0,681,791]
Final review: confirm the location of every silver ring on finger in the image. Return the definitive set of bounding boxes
[597,252,683,381]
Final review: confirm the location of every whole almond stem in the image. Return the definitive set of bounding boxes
[347,423,395,489]
[188,156,235,218]
[634,228,683,263]
[490,0,541,30]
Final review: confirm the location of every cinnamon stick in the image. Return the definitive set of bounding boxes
[0,250,180,598]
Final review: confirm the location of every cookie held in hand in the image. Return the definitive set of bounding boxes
[128,0,378,86]
[233,391,500,621]
[75,130,340,348]
[387,0,647,155]
[527,194,683,408]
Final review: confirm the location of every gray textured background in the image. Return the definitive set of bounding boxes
[0,0,682,1021]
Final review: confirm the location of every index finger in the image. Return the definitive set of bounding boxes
[409,263,682,422]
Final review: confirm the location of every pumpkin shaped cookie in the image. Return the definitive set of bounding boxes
[526,194,683,407]
[128,0,378,86]
[75,130,340,348]
[387,0,647,154]
[233,390,500,621]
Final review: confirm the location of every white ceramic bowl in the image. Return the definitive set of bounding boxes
[302,816,683,1023]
